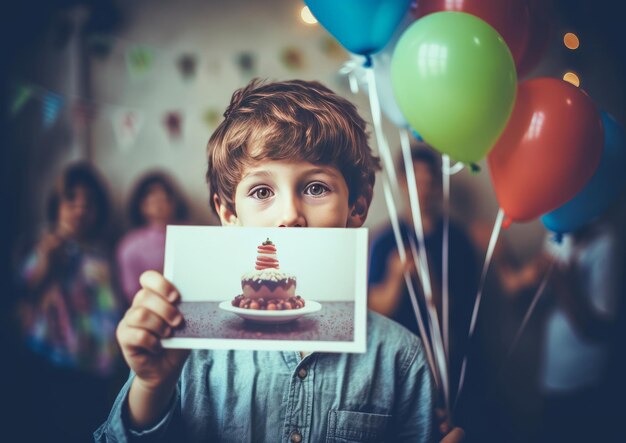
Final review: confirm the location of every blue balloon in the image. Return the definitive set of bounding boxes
[541,112,626,234]
[304,0,413,56]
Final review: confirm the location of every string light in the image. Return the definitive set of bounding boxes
[300,6,317,25]
[563,71,580,87]
[563,32,580,50]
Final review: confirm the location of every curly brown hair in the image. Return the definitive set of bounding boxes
[206,79,380,216]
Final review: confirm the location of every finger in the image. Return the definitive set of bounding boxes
[125,306,172,337]
[133,289,183,328]
[139,270,179,302]
[440,428,465,443]
[439,422,451,435]
[118,325,162,355]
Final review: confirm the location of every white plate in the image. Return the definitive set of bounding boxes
[218,300,322,323]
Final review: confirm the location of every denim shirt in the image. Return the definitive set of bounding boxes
[95,311,434,442]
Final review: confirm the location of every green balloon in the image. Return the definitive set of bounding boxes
[391,12,517,163]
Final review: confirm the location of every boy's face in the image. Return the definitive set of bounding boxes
[215,160,367,228]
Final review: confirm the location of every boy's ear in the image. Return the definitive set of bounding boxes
[213,194,240,226]
[347,195,369,228]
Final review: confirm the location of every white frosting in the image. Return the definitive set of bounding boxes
[241,268,296,282]
[257,252,277,259]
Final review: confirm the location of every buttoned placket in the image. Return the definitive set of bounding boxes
[281,351,315,443]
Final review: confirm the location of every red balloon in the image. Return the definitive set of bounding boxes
[414,0,531,68]
[516,0,554,78]
[488,78,604,223]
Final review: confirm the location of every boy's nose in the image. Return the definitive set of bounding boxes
[278,197,306,227]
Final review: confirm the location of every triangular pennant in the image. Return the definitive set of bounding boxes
[126,46,155,80]
[319,35,347,60]
[87,33,115,59]
[177,53,197,82]
[111,108,144,151]
[163,111,183,141]
[280,47,305,71]
[202,108,221,130]
[10,84,34,115]
[53,17,74,50]
[235,51,257,81]
[42,92,64,129]
[72,101,97,131]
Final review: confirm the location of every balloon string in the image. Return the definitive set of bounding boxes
[442,154,451,367]
[442,161,465,175]
[382,177,439,388]
[503,257,555,366]
[455,208,504,409]
[367,67,440,390]
[338,59,362,94]
[399,126,450,413]
[366,68,400,195]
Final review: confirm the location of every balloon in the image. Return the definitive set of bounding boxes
[304,0,413,56]
[541,112,626,233]
[414,0,531,70]
[371,13,416,128]
[516,0,553,78]
[391,12,517,163]
[488,78,604,223]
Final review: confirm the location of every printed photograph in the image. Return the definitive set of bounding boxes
[162,226,368,352]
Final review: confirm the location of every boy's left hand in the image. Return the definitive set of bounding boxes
[436,408,465,443]
[440,427,465,443]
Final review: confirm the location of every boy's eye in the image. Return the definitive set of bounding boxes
[250,186,274,200]
[304,182,330,197]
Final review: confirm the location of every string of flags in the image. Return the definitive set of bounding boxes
[9,31,348,150]
[8,80,222,150]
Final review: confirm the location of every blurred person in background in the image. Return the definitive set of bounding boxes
[116,170,189,303]
[367,143,483,441]
[15,161,125,442]
[536,203,623,443]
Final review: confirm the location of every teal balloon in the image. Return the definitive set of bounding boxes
[304,0,413,56]
[391,12,517,163]
[541,112,626,234]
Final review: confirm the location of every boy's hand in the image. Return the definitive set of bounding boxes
[436,408,465,443]
[117,270,189,391]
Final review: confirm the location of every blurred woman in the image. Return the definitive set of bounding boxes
[116,170,188,302]
[16,161,124,442]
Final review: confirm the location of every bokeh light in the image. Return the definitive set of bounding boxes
[300,6,317,25]
[563,71,580,87]
[564,32,580,50]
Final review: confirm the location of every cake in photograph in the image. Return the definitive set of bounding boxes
[231,238,304,310]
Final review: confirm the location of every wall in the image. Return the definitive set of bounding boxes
[13,0,624,263]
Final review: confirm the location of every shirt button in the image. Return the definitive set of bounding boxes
[290,430,302,443]
[297,367,307,379]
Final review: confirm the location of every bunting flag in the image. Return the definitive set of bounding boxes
[126,46,155,79]
[202,108,221,130]
[72,101,97,131]
[52,17,74,50]
[319,35,347,60]
[42,92,64,129]
[11,84,34,115]
[235,51,256,80]
[87,33,115,59]
[111,108,144,151]
[280,47,305,71]
[163,111,183,141]
[177,53,198,82]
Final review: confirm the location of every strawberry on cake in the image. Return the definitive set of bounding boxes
[231,238,305,310]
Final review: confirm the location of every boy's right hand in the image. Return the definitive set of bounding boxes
[117,270,190,390]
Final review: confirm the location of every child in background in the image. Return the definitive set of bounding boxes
[117,171,189,303]
[17,162,124,442]
[96,80,463,442]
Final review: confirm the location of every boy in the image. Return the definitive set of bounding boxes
[95,80,437,442]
